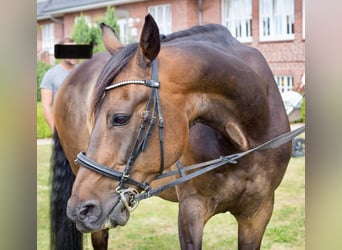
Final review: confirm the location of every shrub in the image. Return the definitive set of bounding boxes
[37,60,52,101]
[37,102,52,138]
[71,7,119,54]
[71,13,93,45]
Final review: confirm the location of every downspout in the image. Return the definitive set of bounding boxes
[49,15,64,24]
[49,15,64,38]
[198,0,203,25]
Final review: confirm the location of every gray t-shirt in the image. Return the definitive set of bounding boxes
[40,64,72,99]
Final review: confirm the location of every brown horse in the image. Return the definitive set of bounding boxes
[53,14,291,249]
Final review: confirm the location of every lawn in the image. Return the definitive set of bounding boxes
[37,143,305,249]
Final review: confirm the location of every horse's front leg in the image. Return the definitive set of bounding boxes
[91,229,109,250]
[177,192,213,250]
[234,193,274,250]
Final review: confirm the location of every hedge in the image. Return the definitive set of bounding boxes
[37,102,52,138]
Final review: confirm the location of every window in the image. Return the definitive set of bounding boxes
[302,0,305,39]
[148,4,172,35]
[41,23,55,54]
[275,75,294,93]
[260,0,294,41]
[74,15,92,27]
[222,0,252,42]
[117,19,128,44]
[117,19,129,44]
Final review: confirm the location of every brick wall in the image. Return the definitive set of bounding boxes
[37,0,305,90]
[202,0,221,25]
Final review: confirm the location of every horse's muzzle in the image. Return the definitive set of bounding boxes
[66,195,130,233]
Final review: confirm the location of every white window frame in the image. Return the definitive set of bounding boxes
[260,0,295,41]
[148,4,172,35]
[275,75,294,93]
[302,0,305,39]
[222,0,252,43]
[41,23,55,55]
[117,18,129,44]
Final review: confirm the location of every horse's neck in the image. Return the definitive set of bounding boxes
[160,45,270,149]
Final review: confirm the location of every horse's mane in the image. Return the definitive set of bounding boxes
[160,24,230,42]
[93,24,232,114]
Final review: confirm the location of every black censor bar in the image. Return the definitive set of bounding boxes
[54,44,93,59]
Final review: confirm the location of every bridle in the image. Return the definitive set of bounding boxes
[76,59,163,210]
[107,59,164,192]
[76,58,305,212]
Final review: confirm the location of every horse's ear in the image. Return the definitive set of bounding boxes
[138,14,160,62]
[100,22,122,54]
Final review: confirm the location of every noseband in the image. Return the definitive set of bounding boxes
[76,58,306,212]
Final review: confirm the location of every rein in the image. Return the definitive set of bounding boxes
[75,59,305,211]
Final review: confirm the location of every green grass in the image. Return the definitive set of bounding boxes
[37,143,53,249]
[37,144,305,249]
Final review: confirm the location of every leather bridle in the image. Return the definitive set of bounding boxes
[76,59,164,210]
[75,58,306,212]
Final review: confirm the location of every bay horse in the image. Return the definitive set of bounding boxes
[52,14,291,249]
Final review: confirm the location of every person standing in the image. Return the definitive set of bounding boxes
[40,37,77,131]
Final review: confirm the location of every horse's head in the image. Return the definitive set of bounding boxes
[67,14,189,232]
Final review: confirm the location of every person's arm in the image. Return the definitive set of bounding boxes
[41,88,55,131]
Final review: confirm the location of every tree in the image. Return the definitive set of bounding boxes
[92,6,120,53]
[71,14,92,44]
[101,6,119,34]
[71,7,119,54]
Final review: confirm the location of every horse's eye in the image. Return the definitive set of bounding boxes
[111,114,130,126]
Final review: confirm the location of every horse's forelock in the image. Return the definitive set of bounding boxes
[92,43,138,115]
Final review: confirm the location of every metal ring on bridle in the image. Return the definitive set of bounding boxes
[116,187,140,212]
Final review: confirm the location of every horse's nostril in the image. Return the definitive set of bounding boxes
[79,205,93,219]
[77,201,99,221]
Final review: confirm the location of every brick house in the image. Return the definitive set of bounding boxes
[37,0,305,92]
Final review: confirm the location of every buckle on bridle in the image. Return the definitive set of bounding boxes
[116,187,139,211]
[145,79,160,88]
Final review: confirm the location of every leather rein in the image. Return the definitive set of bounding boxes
[75,59,305,211]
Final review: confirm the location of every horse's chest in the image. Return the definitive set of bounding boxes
[193,165,272,212]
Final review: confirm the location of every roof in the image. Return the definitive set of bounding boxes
[37,1,50,19]
[37,0,146,20]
